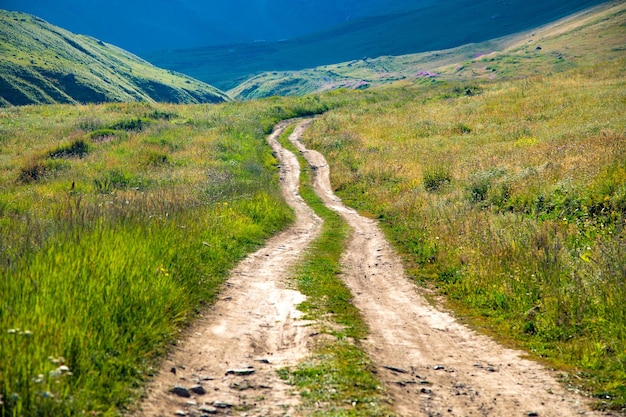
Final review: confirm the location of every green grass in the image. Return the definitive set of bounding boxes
[0,96,337,416]
[302,59,626,410]
[276,126,393,416]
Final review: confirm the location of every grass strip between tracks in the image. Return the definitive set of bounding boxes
[277,125,394,417]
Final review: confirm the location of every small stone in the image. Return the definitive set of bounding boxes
[230,380,254,390]
[225,368,255,376]
[527,413,539,417]
[190,385,206,395]
[420,388,432,394]
[174,411,187,416]
[486,366,497,372]
[382,365,408,374]
[213,401,233,408]
[433,365,445,370]
[199,406,218,414]
[170,367,177,374]
[171,386,191,398]
[185,400,197,406]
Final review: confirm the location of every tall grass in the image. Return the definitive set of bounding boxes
[0,95,337,415]
[303,60,626,410]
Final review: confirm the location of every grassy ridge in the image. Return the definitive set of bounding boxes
[302,60,626,410]
[147,0,606,92]
[0,97,336,415]
[0,10,228,106]
[277,126,392,416]
[231,1,626,99]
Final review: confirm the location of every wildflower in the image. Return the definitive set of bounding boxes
[41,391,55,399]
[49,365,70,378]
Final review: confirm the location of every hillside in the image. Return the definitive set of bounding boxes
[0,10,229,107]
[231,1,626,99]
[146,0,606,91]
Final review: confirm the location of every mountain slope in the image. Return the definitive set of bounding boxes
[146,0,607,91]
[230,1,626,99]
[0,10,229,107]
[1,0,427,53]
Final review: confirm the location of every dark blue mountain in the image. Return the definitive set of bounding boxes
[1,0,421,53]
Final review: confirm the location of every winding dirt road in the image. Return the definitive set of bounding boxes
[139,121,322,417]
[138,120,608,417]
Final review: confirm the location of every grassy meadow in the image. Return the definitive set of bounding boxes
[1,5,625,414]
[0,97,337,416]
[302,59,626,409]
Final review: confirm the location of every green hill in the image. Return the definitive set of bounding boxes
[0,10,229,106]
[230,1,626,99]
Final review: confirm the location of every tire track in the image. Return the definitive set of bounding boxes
[289,120,609,417]
[138,121,322,417]
[138,119,610,417]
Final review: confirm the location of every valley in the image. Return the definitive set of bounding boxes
[0,1,624,416]
[145,0,606,91]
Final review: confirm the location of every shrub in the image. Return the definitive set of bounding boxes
[17,158,47,183]
[89,129,124,143]
[17,158,69,183]
[94,170,135,193]
[49,139,89,159]
[423,166,451,192]
[108,118,149,131]
[145,110,177,120]
[143,150,169,167]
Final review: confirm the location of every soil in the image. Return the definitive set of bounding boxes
[137,120,611,417]
[137,121,322,417]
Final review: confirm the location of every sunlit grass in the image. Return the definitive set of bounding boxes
[303,59,626,410]
[0,96,336,415]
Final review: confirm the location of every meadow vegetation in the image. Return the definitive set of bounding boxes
[1,5,624,414]
[0,96,336,416]
[302,59,626,410]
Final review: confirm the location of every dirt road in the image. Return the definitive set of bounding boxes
[289,120,608,417]
[139,120,608,416]
[138,121,322,417]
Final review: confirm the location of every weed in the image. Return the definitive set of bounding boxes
[48,139,89,158]
[423,166,451,192]
[108,117,148,131]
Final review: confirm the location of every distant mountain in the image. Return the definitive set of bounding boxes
[0,10,229,107]
[146,0,608,91]
[229,1,626,99]
[1,0,425,53]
